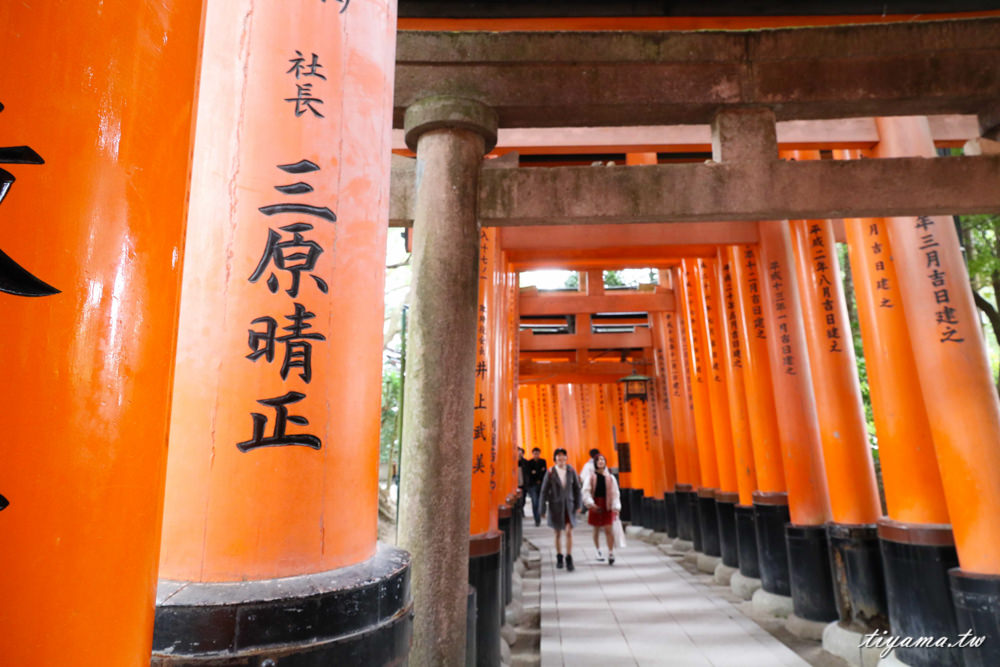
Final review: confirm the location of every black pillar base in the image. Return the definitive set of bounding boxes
[642,496,655,530]
[619,487,633,523]
[827,523,888,634]
[879,520,961,667]
[734,504,760,579]
[631,488,645,527]
[151,544,412,666]
[498,506,513,609]
[715,493,739,568]
[689,490,703,552]
[785,523,838,623]
[696,489,721,557]
[466,585,477,667]
[653,498,667,533]
[675,485,695,542]
[468,531,503,667]
[753,494,791,596]
[665,492,679,538]
[950,568,1000,667]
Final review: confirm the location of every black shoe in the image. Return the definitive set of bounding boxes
[608,553,615,566]
[535,520,540,527]
[566,555,575,572]
[556,553,564,569]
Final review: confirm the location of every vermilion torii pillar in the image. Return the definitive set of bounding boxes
[0,3,202,664]
[731,243,789,602]
[398,96,497,666]
[877,116,1000,667]
[840,197,958,667]
[679,259,722,565]
[469,226,502,667]
[699,257,742,576]
[715,249,759,588]
[662,271,702,551]
[154,2,409,664]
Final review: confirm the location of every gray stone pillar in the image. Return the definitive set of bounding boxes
[398,96,498,667]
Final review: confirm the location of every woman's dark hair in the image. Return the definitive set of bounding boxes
[553,447,568,457]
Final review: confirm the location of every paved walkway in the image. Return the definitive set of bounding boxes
[523,521,810,667]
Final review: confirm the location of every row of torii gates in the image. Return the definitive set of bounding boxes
[3,3,1000,667]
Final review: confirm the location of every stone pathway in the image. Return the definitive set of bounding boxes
[525,522,810,667]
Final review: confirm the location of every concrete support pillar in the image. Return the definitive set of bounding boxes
[876,116,1000,667]
[398,96,497,667]
[153,2,409,664]
[0,3,202,663]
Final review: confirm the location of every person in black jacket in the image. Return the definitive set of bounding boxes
[523,447,547,527]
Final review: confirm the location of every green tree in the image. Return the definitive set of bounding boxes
[957,213,1000,387]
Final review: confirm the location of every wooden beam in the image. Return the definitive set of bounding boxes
[518,360,634,385]
[519,329,651,351]
[395,20,1000,128]
[520,291,673,315]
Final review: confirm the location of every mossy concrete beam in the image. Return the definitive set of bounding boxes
[395,18,1000,128]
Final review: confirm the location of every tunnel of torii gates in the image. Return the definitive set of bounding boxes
[3,3,1000,667]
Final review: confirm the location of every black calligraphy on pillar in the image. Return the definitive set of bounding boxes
[723,262,742,368]
[236,391,322,452]
[320,0,350,13]
[249,160,335,296]
[867,222,895,309]
[745,248,766,340]
[490,418,497,491]
[0,103,58,297]
[285,51,326,117]
[914,216,964,343]
[810,224,843,352]
[702,264,722,381]
[769,261,796,375]
[247,302,327,382]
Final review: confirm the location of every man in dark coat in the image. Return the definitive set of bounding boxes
[523,447,547,527]
[539,448,582,571]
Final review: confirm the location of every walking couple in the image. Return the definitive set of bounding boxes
[540,448,621,571]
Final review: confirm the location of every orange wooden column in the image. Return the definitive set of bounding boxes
[611,382,633,491]
[698,258,739,497]
[840,212,949,526]
[874,118,1000,663]
[789,216,882,525]
[678,260,720,492]
[679,259,724,558]
[471,227,499,538]
[731,244,787,496]
[668,274,703,546]
[875,117,1000,574]
[716,250,758,508]
[653,310,690,488]
[733,242,793,596]
[757,222,832,526]
[155,1,407,663]
[596,384,620,470]
[0,3,203,664]
[758,219,838,620]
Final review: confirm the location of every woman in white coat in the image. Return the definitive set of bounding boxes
[581,454,621,564]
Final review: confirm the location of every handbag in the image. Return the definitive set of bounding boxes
[612,516,627,549]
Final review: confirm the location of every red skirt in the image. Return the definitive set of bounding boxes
[588,497,614,526]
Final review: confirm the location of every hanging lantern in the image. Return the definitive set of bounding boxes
[618,369,651,402]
